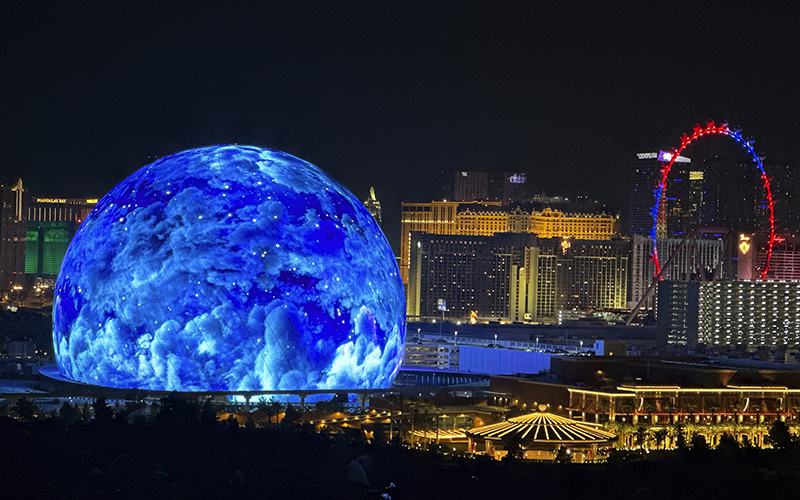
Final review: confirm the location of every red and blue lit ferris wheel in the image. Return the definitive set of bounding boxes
[651,122,776,280]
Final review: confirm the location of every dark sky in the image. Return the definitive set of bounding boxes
[2,2,799,253]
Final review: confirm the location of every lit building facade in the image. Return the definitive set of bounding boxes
[0,179,28,295]
[569,384,800,449]
[700,158,764,233]
[408,232,628,322]
[629,154,671,236]
[27,196,97,224]
[400,200,617,284]
[699,281,800,347]
[658,280,800,348]
[629,235,723,310]
[407,232,533,319]
[400,201,465,283]
[530,208,618,239]
[551,238,630,314]
[453,171,529,205]
[26,197,98,280]
[656,281,700,347]
[739,233,800,281]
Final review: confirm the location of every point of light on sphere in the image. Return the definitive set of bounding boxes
[52,145,406,391]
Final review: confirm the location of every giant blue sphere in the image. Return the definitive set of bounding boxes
[53,145,406,391]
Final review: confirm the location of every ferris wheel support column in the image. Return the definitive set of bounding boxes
[625,231,695,326]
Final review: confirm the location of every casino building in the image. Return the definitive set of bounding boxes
[657,280,800,348]
[26,197,97,282]
[400,200,618,284]
[407,231,629,322]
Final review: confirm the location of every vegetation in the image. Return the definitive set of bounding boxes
[4,397,800,499]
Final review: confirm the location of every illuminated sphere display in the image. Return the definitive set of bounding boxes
[53,145,405,391]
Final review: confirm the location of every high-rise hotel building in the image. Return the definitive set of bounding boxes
[400,201,618,283]
[657,280,800,348]
[407,232,629,322]
[0,179,28,295]
[738,233,800,281]
[629,235,723,311]
[26,197,98,279]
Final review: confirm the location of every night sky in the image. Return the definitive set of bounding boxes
[3,2,799,253]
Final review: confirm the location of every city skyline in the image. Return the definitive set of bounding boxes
[3,3,799,255]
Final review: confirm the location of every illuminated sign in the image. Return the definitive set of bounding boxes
[658,151,691,163]
[36,198,67,203]
[689,171,704,180]
[739,234,751,255]
[85,199,99,204]
[509,174,526,184]
[637,152,691,163]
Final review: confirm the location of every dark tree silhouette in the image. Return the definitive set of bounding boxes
[282,404,302,426]
[502,433,524,460]
[717,432,740,451]
[690,433,709,451]
[672,422,688,450]
[766,420,795,449]
[13,397,37,421]
[92,396,114,424]
[58,401,80,426]
[269,397,284,427]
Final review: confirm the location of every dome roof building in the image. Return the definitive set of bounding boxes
[466,409,616,461]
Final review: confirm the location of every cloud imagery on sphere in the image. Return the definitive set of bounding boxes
[52,146,406,391]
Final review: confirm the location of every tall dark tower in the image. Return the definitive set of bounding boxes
[0,179,28,296]
[629,152,692,237]
[700,157,761,233]
[453,171,489,202]
[765,164,800,235]
[629,163,660,236]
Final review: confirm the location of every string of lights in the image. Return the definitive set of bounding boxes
[650,122,776,280]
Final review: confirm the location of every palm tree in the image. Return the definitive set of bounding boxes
[671,422,687,450]
[684,401,698,423]
[730,399,744,424]
[619,399,635,421]
[751,401,762,424]
[705,400,720,424]
[643,401,657,424]
[663,401,677,425]
[790,403,800,422]
[269,398,284,427]
[594,398,610,423]
[634,426,650,451]
[653,428,669,450]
